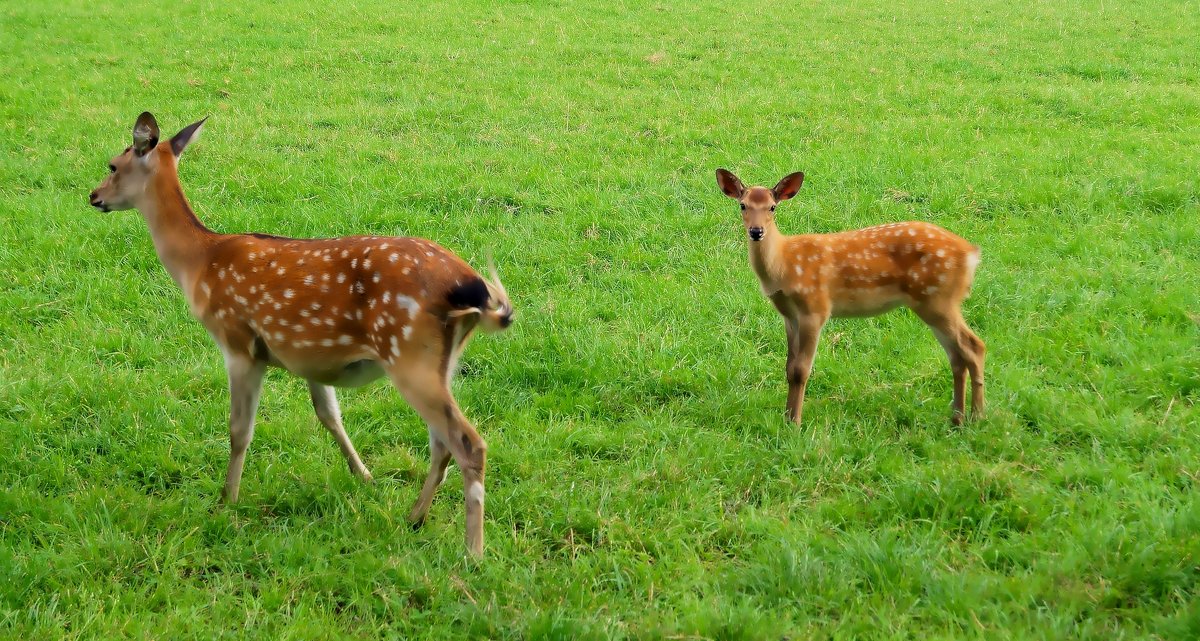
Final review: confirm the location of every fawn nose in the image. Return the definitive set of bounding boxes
[748,227,764,241]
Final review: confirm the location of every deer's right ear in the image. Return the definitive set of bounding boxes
[715,168,746,199]
[132,112,160,157]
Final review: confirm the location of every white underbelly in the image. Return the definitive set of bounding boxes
[830,285,910,318]
[283,358,387,387]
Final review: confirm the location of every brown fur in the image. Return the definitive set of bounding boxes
[716,168,986,425]
[91,113,512,558]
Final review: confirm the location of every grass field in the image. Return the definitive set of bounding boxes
[2,0,1199,638]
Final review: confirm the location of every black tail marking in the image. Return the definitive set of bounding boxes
[446,277,489,311]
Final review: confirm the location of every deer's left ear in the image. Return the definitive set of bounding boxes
[132,111,160,157]
[170,117,207,157]
[772,172,804,201]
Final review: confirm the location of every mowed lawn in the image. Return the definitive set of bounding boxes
[2,0,1198,638]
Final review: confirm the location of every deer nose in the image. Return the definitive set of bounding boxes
[748,227,764,241]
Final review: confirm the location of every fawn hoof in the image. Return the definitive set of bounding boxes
[408,507,427,530]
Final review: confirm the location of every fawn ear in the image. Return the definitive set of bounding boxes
[715,168,746,199]
[772,172,804,201]
[170,117,207,157]
[132,112,160,157]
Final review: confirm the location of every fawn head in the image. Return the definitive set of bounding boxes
[90,112,206,212]
[715,169,804,242]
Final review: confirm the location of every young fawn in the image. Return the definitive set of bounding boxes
[715,169,985,426]
[90,113,513,557]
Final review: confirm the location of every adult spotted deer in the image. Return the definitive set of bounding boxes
[715,169,985,426]
[90,113,513,557]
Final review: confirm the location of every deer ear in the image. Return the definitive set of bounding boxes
[132,112,160,157]
[170,117,207,157]
[715,168,746,199]
[772,172,804,201]
[131,111,160,157]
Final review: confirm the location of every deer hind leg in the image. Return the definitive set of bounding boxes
[221,350,266,503]
[916,307,984,424]
[787,314,826,426]
[307,382,372,482]
[388,368,488,557]
[960,323,986,418]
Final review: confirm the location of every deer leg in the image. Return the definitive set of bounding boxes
[390,371,488,558]
[783,318,801,422]
[788,314,825,426]
[307,381,372,482]
[408,435,452,529]
[916,307,979,425]
[221,351,266,503]
[959,323,986,418]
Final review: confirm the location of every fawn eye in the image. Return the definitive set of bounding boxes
[109,164,116,173]
[770,206,776,212]
[740,203,746,211]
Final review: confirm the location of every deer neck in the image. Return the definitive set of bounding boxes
[134,166,218,291]
[747,222,786,294]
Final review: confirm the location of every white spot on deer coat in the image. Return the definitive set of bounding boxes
[395,295,420,317]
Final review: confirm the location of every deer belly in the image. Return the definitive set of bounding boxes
[261,340,386,387]
[296,358,387,388]
[830,285,909,318]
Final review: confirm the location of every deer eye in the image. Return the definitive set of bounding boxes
[770,205,776,212]
[739,203,746,211]
[109,164,116,173]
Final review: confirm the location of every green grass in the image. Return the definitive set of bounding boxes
[2,0,1199,638]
